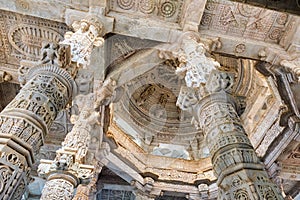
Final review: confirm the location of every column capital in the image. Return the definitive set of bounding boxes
[60,15,105,68]
[159,32,221,89]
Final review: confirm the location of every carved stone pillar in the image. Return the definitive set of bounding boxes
[37,15,105,199]
[0,14,104,199]
[40,173,77,200]
[164,32,284,199]
[38,94,99,200]
[0,63,75,199]
[195,90,283,199]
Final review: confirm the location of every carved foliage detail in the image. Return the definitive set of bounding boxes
[40,179,74,200]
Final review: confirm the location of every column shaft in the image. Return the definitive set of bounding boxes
[198,92,283,199]
[40,174,77,200]
[0,64,74,200]
[168,32,285,200]
[38,94,99,199]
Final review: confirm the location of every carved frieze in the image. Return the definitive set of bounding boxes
[109,0,184,23]
[200,0,292,44]
[0,10,69,65]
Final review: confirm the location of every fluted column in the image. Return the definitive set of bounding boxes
[162,32,284,199]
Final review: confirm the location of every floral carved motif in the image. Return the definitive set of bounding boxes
[110,0,184,22]
[40,179,74,200]
[8,25,63,58]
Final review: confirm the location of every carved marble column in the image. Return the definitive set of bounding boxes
[164,32,284,199]
[0,62,75,199]
[194,90,283,199]
[38,94,100,200]
[0,14,104,199]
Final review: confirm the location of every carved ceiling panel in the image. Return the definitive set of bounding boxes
[0,10,69,66]
[108,0,184,23]
[104,34,207,159]
[114,62,206,159]
[200,0,292,44]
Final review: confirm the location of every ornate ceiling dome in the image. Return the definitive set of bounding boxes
[113,61,208,160]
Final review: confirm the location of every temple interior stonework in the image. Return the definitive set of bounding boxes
[0,0,299,199]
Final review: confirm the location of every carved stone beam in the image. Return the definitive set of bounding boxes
[254,44,300,81]
[281,60,300,82]
[132,178,156,200]
[160,31,284,199]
